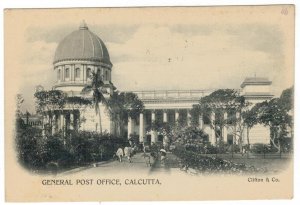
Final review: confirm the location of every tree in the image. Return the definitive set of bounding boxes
[242,105,259,147]
[108,91,144,137]
[34,90,66,134]
[16,94,24,117]
[278,86,294,151]
[15,121,44,169]
[278,86,293,111]
[197,89,246,146]
[65,96,92,130]
[66,96,92,110]
[82,69,107,134]
[256,98,292,153]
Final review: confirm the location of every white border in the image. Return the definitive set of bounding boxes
[0,1,298,205]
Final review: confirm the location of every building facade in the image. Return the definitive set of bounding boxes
[44,22,273,146]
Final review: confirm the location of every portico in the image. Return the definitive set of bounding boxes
[126,90,220,145]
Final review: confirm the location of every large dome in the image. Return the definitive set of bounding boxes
[53,22,111,66]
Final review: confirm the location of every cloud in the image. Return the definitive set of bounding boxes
[25,23,139,44]
[20,22,291,112]
[108,24,283,92]
[19,40,57,112]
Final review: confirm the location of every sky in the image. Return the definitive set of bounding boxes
[11,7,294,113]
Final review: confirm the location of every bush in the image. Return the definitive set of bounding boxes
[250,143,278,154]
[16,120,129,171]
[68,131,121,164]
[173,146,258,173]
[15,123,45,169]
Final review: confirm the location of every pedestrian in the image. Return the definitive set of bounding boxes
[142,143,146,154]
[116,147,124,162]
[242,146,246,156]
[124,146,133,163]
[160,149,167,165]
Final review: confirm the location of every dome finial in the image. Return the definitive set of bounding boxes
[79,20,88,30]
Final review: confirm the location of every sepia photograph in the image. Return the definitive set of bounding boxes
[4,5,294,202]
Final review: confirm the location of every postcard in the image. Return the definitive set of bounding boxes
[4,5,294,202]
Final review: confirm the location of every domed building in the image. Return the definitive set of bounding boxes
[43,21,274,146]
[53,21,114,96]
[48,21,116,135]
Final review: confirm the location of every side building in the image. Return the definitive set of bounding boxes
[128,77,273,146]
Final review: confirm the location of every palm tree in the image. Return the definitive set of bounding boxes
[82,69,107,134]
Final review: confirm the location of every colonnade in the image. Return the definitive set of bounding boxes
[127,109,206,144]
[43,111,77,135]
[127,109,239,145]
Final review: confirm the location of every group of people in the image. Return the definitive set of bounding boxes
[116,146,133,163]
[115,143,168,166]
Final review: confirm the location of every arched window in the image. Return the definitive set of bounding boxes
[75,68,80,78]
[57,69,61,80]
[65,68,70,78]
[86,68,91,79]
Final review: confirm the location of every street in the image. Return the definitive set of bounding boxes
[60,152,182,176]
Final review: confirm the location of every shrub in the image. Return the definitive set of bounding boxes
[250,143,275,154]
[15,123,45,169]
[68,131,119,164]
[173,146,257,173]
[16,120,129,171]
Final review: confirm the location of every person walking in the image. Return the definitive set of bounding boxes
[124,146,133,163]
[116,147,124,162]
[160,149,167,165]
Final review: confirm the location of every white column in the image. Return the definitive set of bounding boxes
[175,109,179,123]
[151,110,157,143]
[139,113,145,143]
[223,112,228,143]
[42,115,47,136]
[163,110,168,123]
[210,112,216,145]
[235,112,240,144]
[199,114,203,129]
[60,114,63,130]
[60,113,64,132]
[127,116,134,139]
[52,114,56,134]
[70,113,74,130]
[187,109,191,126]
